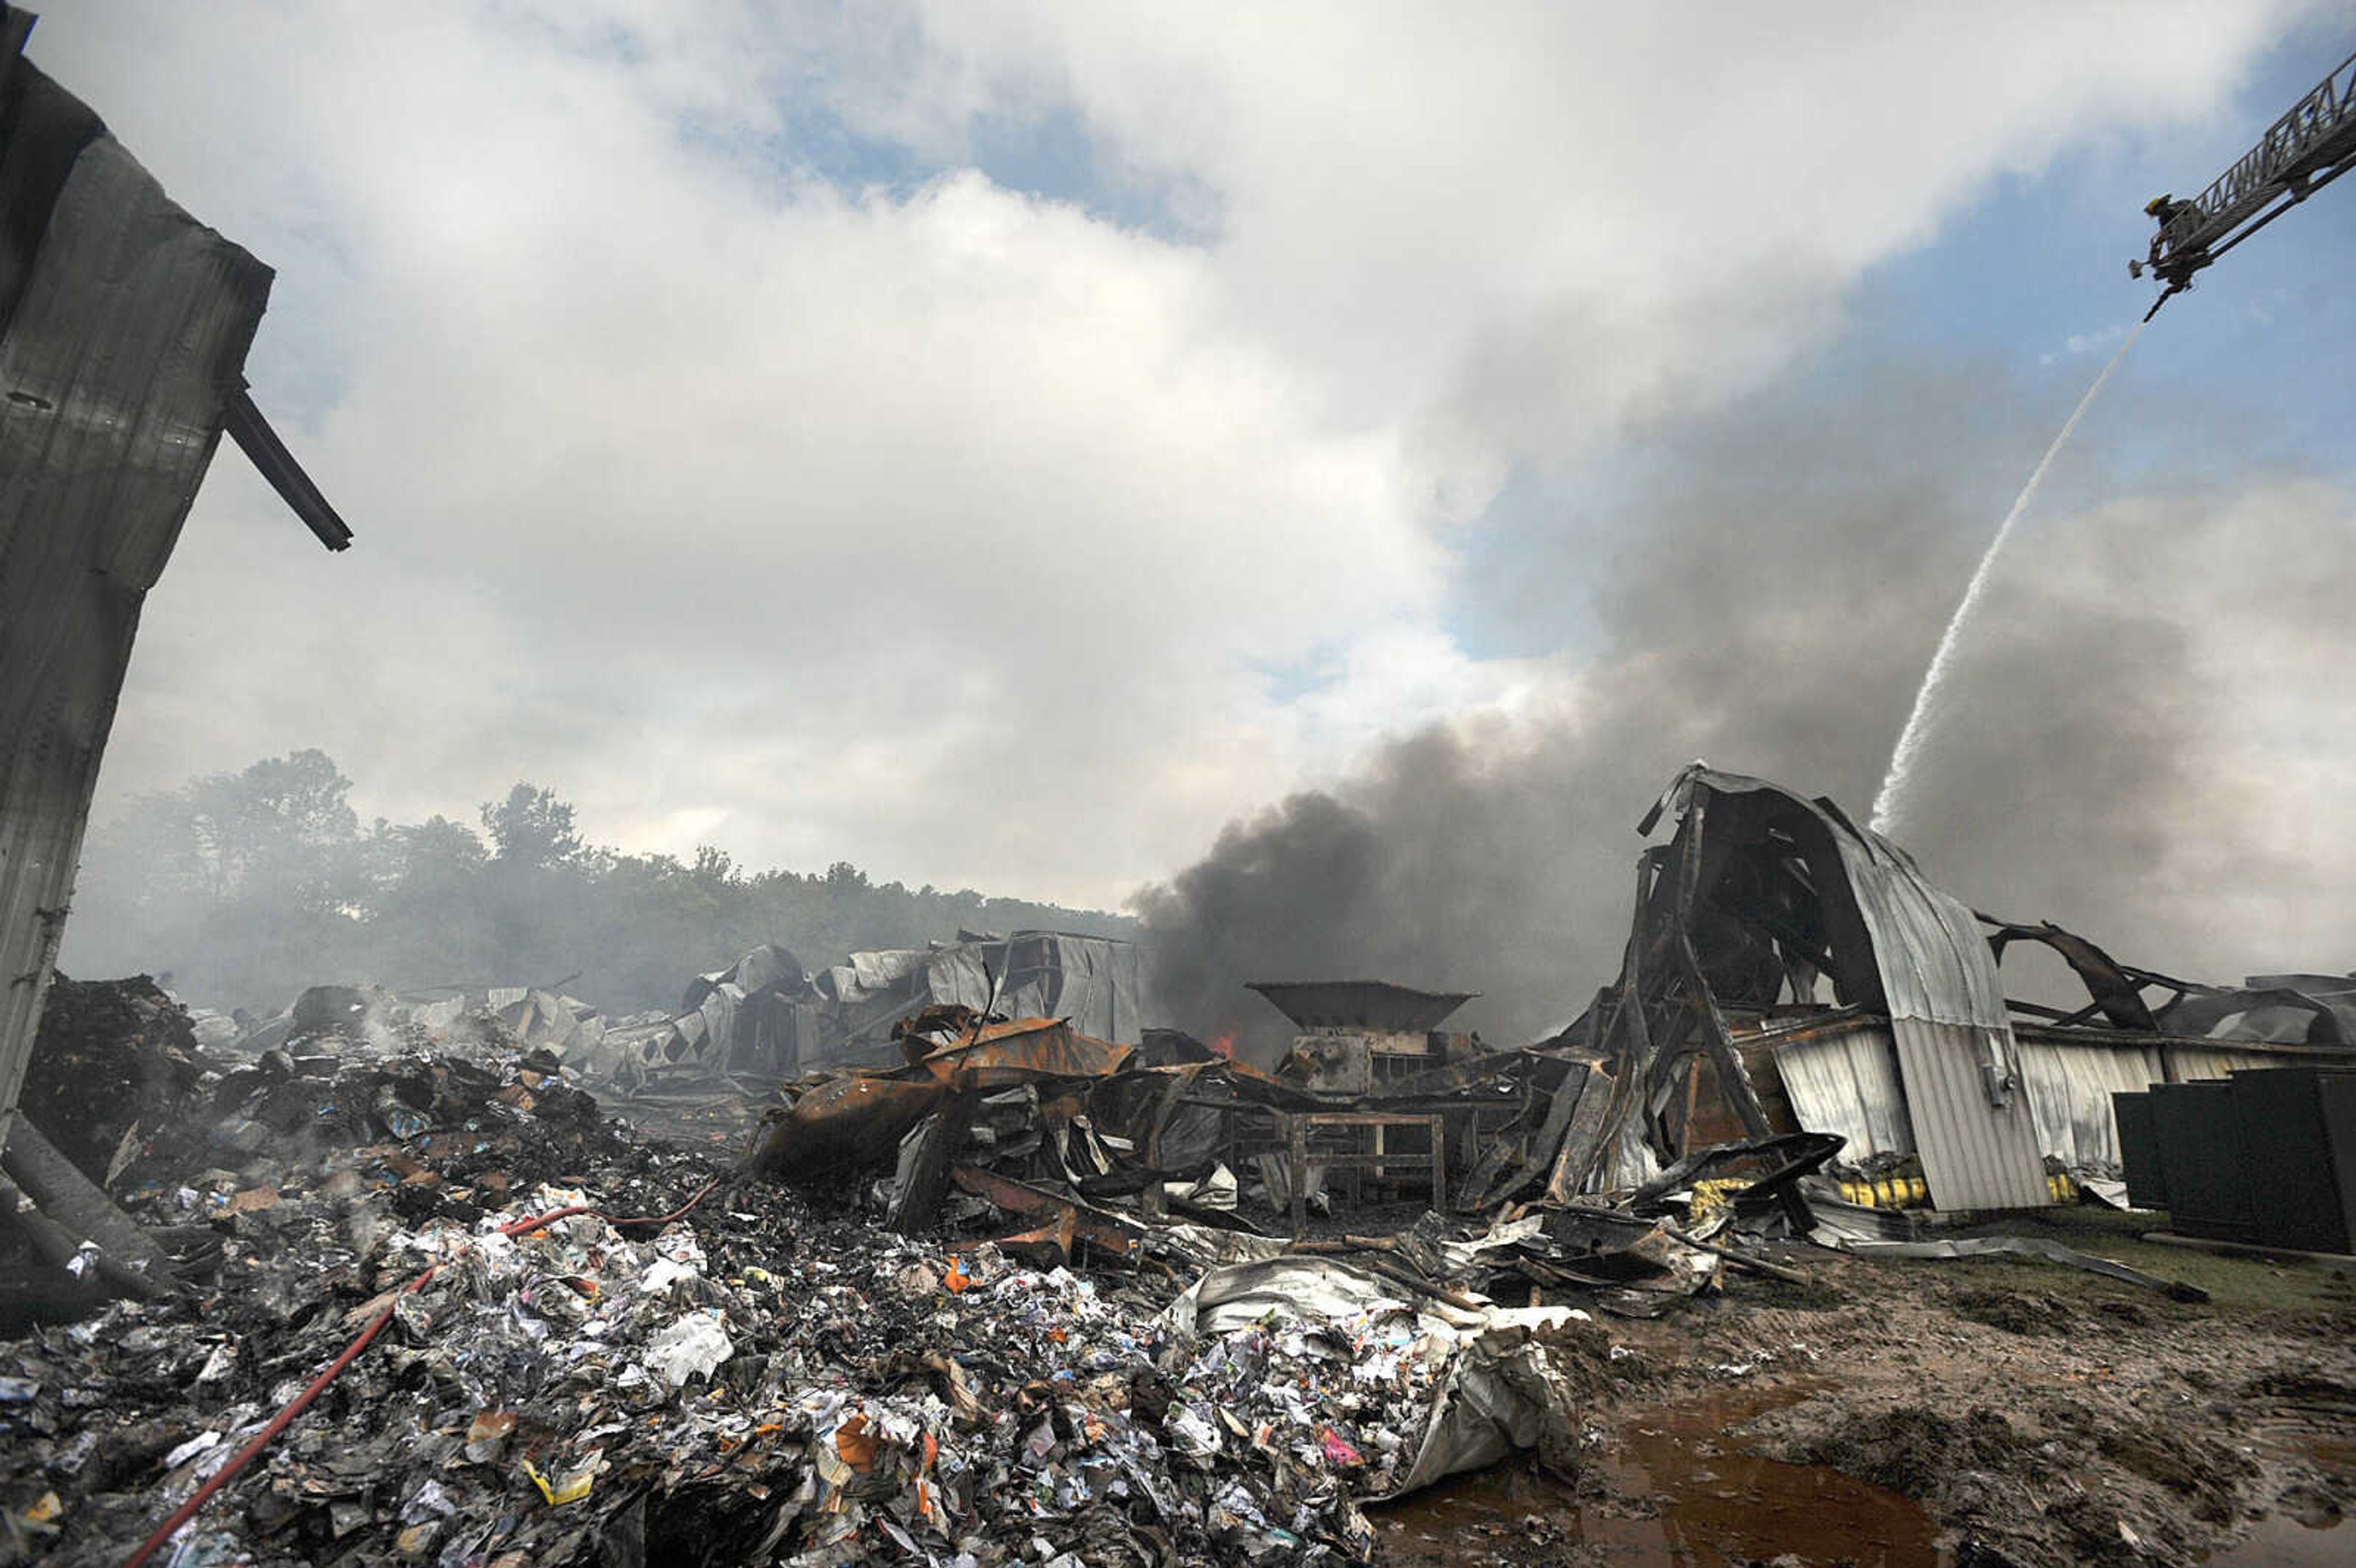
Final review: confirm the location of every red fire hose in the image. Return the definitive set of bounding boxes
[120,1178,721,1568]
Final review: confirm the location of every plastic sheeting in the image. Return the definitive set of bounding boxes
[1163,1257,1592,1497]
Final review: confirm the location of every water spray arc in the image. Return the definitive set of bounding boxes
[1873,42,2355,839]
[1867,321,2146,839]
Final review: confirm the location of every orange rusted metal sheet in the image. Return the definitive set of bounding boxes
[992,1210,1080,1267]
[747,1075,951,1182]
[949,1165,1142,1258]
[912,1017,1133,1086]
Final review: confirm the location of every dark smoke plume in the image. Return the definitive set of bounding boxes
[1137,358,2356,1056]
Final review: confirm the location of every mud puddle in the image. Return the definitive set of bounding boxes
[2209,1429,2355,1568]
[2206,1511,2350,1568]
[1372,1382,1947,1566]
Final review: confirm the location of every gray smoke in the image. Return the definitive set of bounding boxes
[1137,356,2356,1055]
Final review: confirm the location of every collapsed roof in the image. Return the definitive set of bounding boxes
[599,931,1149,1089]
[1565,764,2356,1211]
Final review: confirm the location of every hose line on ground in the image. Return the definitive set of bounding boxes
[119,1177,722,1568]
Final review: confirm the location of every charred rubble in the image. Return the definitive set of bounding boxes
[1,982,1634,1567]
[2,18,2348,1564]
[4,764,2355,1565]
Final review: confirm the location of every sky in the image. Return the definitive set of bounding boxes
[36,3,2356,1034]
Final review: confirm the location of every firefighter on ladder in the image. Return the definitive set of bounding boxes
[2142,193,2192,271]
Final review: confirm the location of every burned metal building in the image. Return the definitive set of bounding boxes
[1555,764,2356,1210]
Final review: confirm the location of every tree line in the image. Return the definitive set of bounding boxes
[62,750,1134,1018]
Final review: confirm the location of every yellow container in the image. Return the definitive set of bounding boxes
[1836,1174,1928,1209]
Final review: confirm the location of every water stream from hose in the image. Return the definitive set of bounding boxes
[1867,321,2147,839]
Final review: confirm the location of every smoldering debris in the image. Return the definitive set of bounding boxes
[16,977,209,1188]
[9,757,2356,1566]
[0,982,1645,1567]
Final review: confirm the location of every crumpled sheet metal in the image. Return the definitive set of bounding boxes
[745,1075,951,1182]
[1392,1305,1593,1495]
[1982,920,2158,1031]
[948,1165,1145,1260]
[2157,974,2356,1047]
[908,1017,1133,1086]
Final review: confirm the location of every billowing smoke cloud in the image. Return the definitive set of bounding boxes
[1138,358,2356,1055]
[36,3,2314,915]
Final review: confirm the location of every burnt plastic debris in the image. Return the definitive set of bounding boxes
[0,980,1751,1567]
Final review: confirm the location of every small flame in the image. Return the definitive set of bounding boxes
[1209,1031,1237,1060]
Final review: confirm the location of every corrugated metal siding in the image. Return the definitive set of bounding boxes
[2013,1040,2167,1169]
[1684,770,2050,1209]
[0,45,270,1129]
[2008,1039,2326,1171]
[1888,1019,2053,1210]
[1832,821,2049,1209]
[1827,832,2010,1026]
[1773,1020,1915,1158]
[2162,1044,2312,1083]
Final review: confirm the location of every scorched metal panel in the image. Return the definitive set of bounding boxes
[1773,1019,1915,1159]
[1888,1019,2052,1211]
[0,37,270,1128]
[2012,1039,2168,1170]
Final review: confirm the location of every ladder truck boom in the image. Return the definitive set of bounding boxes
[2133,46,2356,319]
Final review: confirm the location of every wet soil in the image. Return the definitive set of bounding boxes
[1375,1380,1946,1567]
[1371,1215,2356,1567]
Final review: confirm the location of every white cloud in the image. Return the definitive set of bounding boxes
[33,1,2318,909]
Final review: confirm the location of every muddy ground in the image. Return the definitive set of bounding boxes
[1371,1208,2356,1568]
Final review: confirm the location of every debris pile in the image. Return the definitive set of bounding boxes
[0,992,1646,1566]
[10,761,2350,1565]
[15,975,211,1187]
[585,931,1149,1093]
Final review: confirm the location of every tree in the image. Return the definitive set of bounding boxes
[64,750,367,1002]
[67,752,1140,1017]
[691,844,735,886]
[396,810,487,871]
[114,748,363,911]
[360,815,493,988]
[481,783,582,870]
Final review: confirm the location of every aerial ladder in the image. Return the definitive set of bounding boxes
[2132,45,2356,319]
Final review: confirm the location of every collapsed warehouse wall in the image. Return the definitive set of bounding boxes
[1565,764,2054,1210]
[0,15,274,1145]
[0,14,349,1328]
[593,931,1152,1089]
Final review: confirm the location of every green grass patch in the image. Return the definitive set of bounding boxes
[1930,1204,2356,1318]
